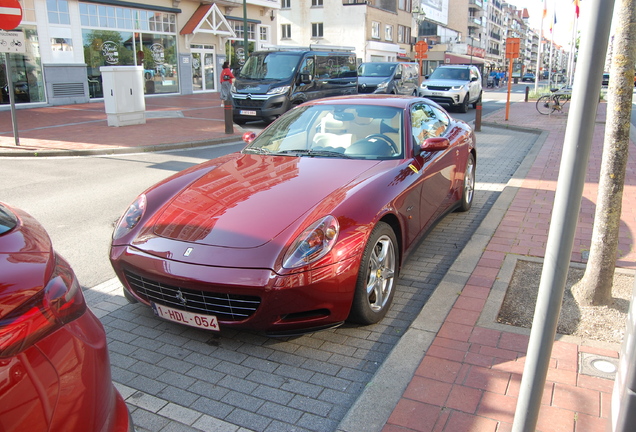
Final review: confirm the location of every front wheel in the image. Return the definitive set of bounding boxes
[348,222,398,325]
[536,95,556,115]
[458,94,469,113]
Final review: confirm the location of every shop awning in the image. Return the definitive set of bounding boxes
[444,52,485,65]
[180,3,235,38]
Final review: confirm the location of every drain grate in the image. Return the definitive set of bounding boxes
[579,352,619,380]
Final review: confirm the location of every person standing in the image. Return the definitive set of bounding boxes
[220,61,234,106]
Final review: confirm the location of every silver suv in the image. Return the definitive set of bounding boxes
[419,65,482,113]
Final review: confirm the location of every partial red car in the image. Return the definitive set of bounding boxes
[0,202,133,432]
[110,95,476,336]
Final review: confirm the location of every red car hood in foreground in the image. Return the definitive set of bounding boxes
[150,154,380,248]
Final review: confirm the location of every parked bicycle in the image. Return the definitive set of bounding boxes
[536,86,572,115]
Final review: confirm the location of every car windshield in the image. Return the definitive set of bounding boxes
[428,68,469,81]
[243,104,404,160]
[239,52,302,80]
[358,63,396,77]
[0,204,17,235]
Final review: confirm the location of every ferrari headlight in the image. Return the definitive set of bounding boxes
[267,86,291,95]
[283,215,339,269]
[113,194,146,240]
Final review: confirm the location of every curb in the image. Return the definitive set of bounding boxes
[336,124,548,432]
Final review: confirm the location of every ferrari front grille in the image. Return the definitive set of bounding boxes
[124,271,261,321]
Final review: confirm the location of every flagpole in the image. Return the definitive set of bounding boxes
[548,0,556,87]
[567,4,579,86]
[535,0,546,93]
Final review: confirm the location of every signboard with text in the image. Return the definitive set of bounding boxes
[0,30,24,53]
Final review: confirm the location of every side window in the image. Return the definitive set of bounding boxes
[411,103,449,146]
[300,57,315,76]
[315,54,339,79]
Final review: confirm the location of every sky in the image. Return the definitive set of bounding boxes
[503,0,583,48]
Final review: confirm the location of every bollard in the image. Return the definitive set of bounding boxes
[525,86,529,102]
[474,100,482,132]
[224,99,233,134]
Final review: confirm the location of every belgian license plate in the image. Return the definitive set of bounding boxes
[151,303,220,331]
[431,92,443,96]
[240,110,257,116]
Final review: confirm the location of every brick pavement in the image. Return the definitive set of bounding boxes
[364,101,636,432]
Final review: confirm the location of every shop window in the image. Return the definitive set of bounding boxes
[47,0,70,25]
[1,27,45,105]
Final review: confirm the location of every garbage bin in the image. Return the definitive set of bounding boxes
[100,66,145,127]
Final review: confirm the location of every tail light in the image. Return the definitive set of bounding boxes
[0,255,86,358]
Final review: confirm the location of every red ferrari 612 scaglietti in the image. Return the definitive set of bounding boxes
[110,95,476,336]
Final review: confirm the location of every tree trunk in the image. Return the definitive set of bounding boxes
[572,0,636,306]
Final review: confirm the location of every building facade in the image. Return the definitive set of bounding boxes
[3,0,279,107]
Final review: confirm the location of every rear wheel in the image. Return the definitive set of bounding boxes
[348,222,397,325]
[536,95,556,115]
[458,153,475,212]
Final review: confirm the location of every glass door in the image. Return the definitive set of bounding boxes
[191,46,216,92]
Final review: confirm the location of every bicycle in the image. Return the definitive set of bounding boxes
[536,86,572,115]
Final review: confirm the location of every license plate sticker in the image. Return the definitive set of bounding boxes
[151,303,220,331]
[240,110,257,116]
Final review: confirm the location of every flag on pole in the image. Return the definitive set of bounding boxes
[574,0,580,18]
[543,0,548,19]
[550,10,557,33]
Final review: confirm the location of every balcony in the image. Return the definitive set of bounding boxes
[488,48,500,56]
[469,0,483,8]
[489,31,501,41]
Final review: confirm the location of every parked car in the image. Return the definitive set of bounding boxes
[231,45,358,124]
[522,73,536,82]
[110,95,476,336]
[602,73,610,86]
[0,202,133,432]
[419,64,482,113]
[358,62,419,95]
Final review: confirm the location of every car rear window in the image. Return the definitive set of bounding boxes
[0,204,17,235]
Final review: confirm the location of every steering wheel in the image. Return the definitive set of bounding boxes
[364,134,399,155]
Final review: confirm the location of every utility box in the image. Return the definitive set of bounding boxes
[100,66,145,127]
[612,276,636,431]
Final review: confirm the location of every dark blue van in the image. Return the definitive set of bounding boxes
[231,46,358,123]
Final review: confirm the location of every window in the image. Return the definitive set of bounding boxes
[312,23,323,38]
[281,0,291,8]
[398,0,411,12]
[372,21,380,39]
[79,3,176,33]
[385,25,393,41]
[281,24,291,39]
[231,20,256,40]
[397,25,411,44]
[312,0,323,6]
[259,26,269,43]
[47,0,70,24]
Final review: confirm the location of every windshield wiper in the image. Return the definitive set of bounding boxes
[243,147,272,155]
[276,149,351,158]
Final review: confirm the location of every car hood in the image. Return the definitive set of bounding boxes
[233,80,284,95]
[422,79,468,87]
[149,154,379,249]
[358,76,390,86]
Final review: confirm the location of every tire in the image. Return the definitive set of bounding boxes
[457,152,475,212]
[472,92,482,109]
[348,222,398,325]
[536,95,556,115]
[458,94,469,113]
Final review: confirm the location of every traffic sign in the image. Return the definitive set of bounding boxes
[414,40,428,60]
[0,30,25,53]
[0,0,22,31]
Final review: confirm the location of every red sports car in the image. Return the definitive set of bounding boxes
[110,95,476,336]
[0,202,133,431]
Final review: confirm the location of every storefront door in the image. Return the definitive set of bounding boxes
[191,47,216,92]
